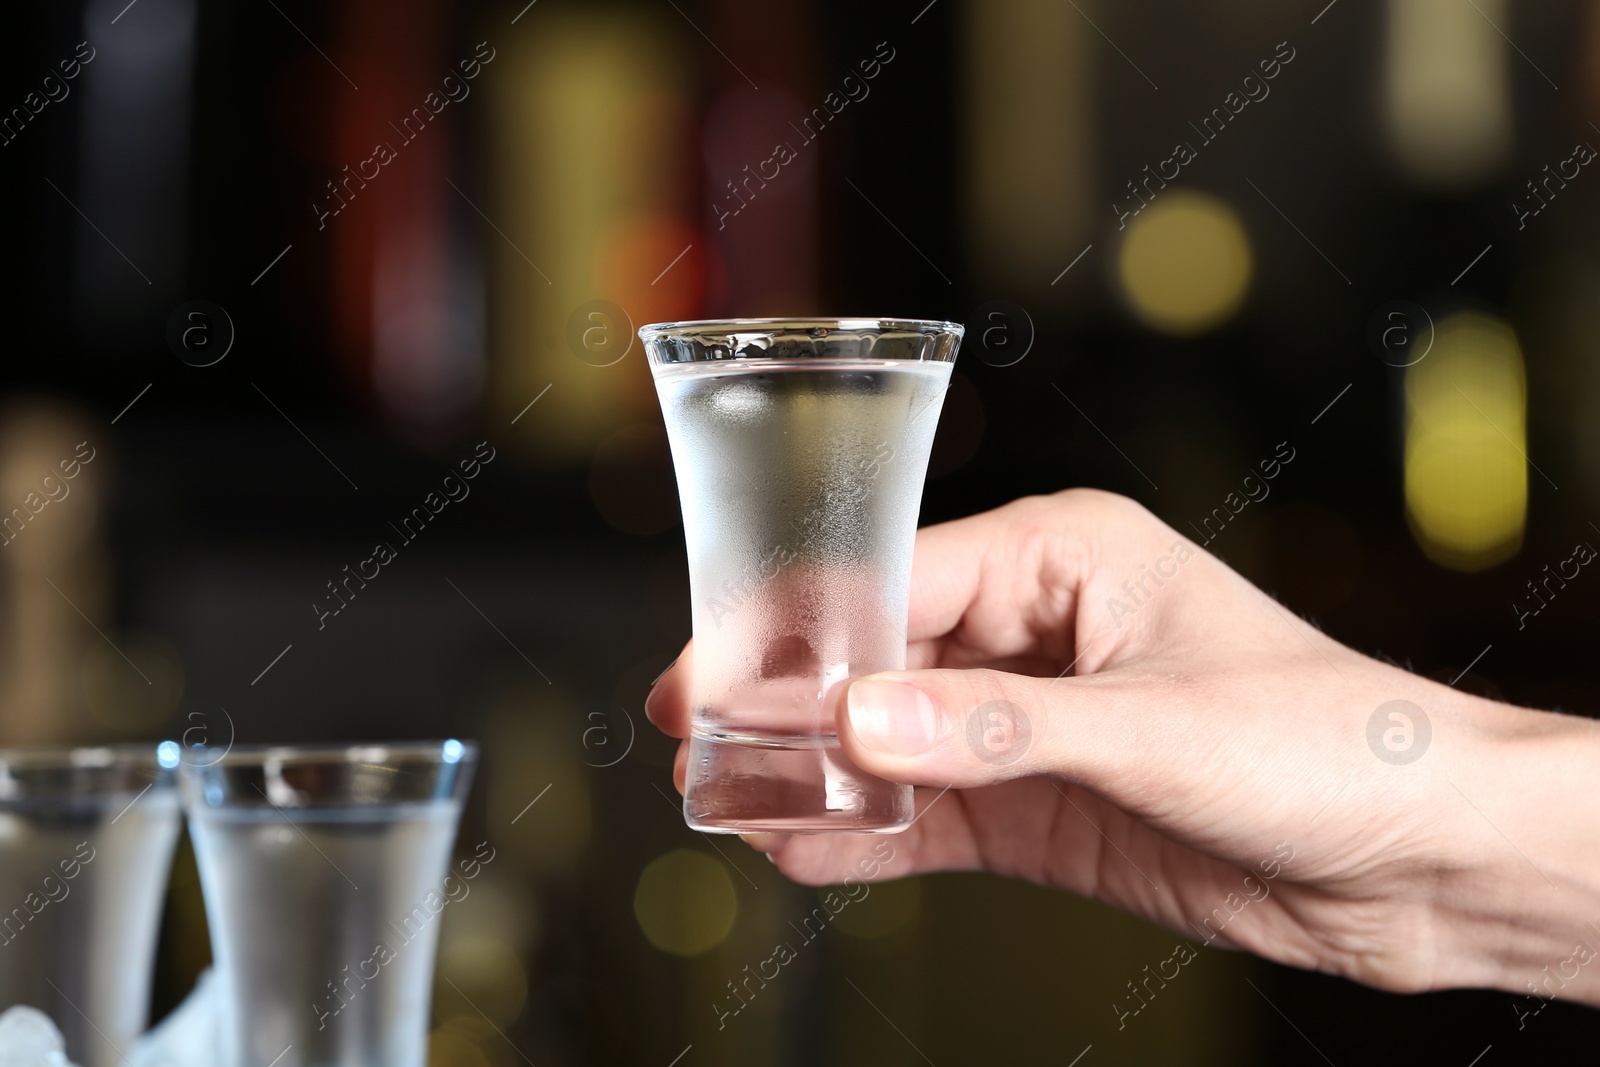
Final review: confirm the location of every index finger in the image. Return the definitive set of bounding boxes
[904,491,1094,669]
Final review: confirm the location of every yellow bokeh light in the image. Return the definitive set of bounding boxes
[633,849,737,957]
[1404,311,1528,571]
[492,11,692,462]
[436,935,528,1028]
[1117,190,1253,336]
[427,1026,491,1067]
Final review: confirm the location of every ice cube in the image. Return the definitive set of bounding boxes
[0,1006,78,1067]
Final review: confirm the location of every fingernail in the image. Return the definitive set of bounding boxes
[645,656,681,720]
[848,679,939,755]
[650,656,679,687]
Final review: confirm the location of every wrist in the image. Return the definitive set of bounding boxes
[1436,694,1600,1006]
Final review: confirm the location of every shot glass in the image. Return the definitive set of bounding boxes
[642,318,962,833]
[179,741,477,1067]
[0,745,182,1067]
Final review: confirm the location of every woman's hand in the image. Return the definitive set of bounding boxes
[646,490,1600,1005]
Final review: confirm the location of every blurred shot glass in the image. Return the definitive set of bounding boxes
[0,744,181,1067]
[180,741,477,1067]
[642,318,962,833]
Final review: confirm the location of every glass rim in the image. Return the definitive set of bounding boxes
[637,317,965,342]
[175,740,477,770]
[0,744,178,803]
[0,743,175,770]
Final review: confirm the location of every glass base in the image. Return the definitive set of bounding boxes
[683,734,913,834]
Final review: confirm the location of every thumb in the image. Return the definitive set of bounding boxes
[838,668,1128,790]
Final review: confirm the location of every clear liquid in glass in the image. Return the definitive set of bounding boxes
[0,791,180,1067]
[655,357,951,832]
[188,800,461,1067]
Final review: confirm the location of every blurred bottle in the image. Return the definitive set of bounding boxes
[0,400,110,745]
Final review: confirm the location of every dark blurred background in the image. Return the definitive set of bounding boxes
[3,0,1600,1062]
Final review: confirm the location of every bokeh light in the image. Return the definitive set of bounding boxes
[1382,0,1511,188]
[962,0,1095,301]
[1404,311,1528,571]
[436,934,529,1028]
[427,1023,491,1067]
[491,10,694,457]
[597,213,704,333]
[632,849,737,957]
[1117,191,1253,336]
